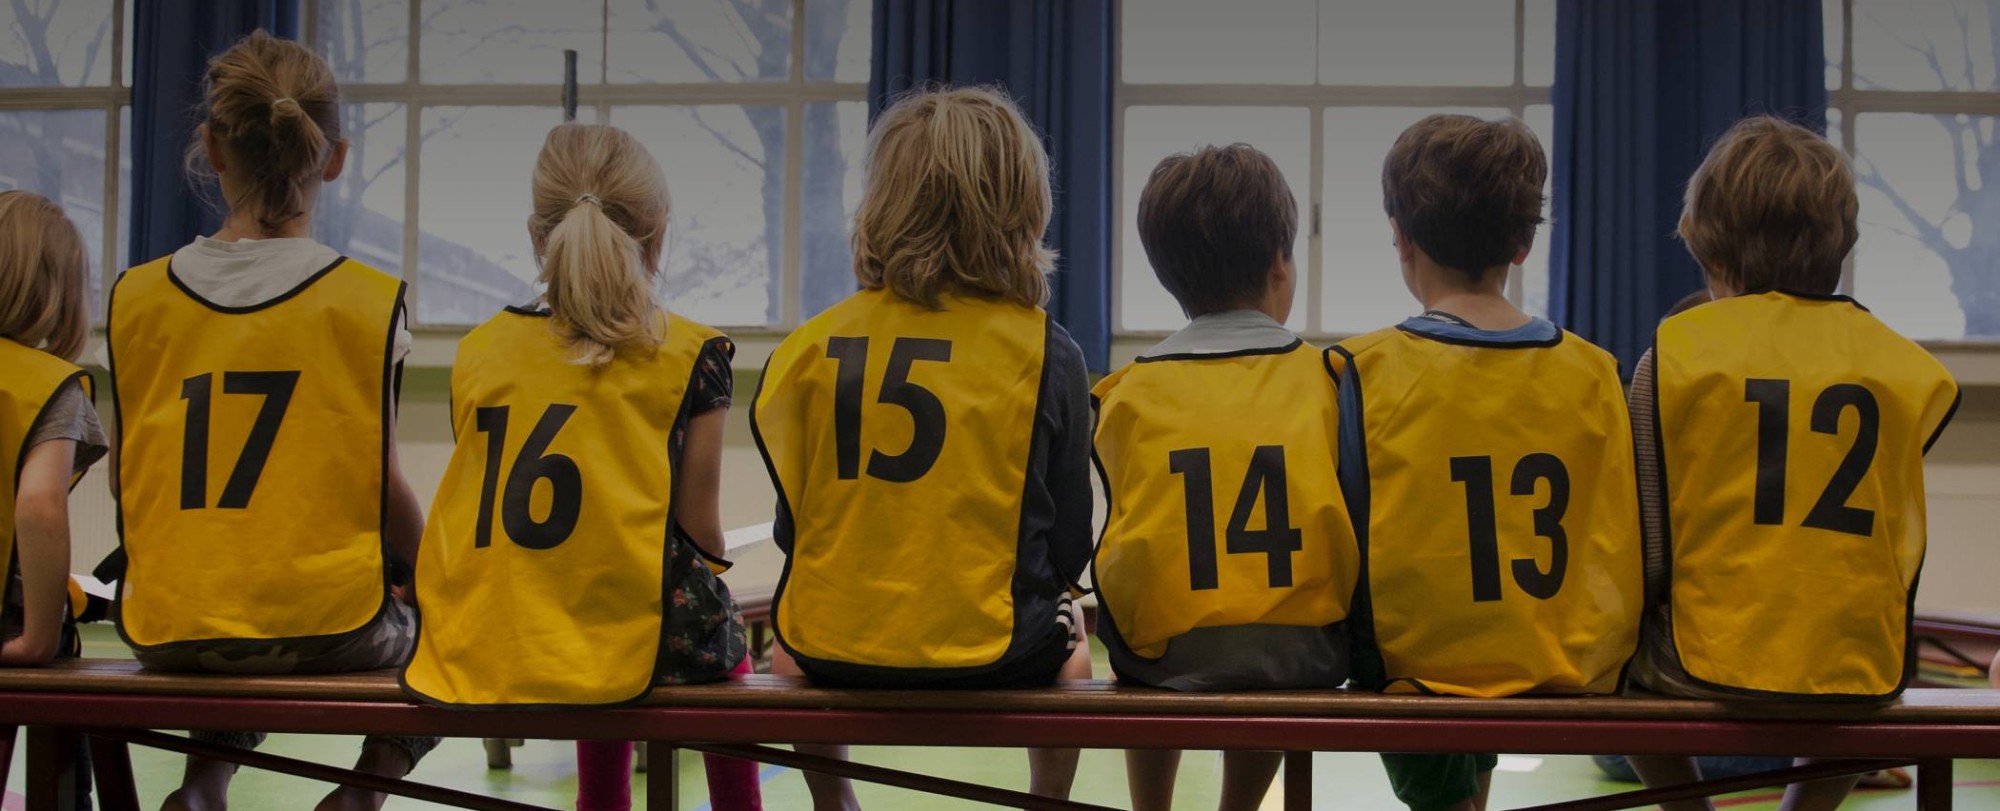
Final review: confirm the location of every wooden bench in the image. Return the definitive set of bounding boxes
[0,660,1997,811]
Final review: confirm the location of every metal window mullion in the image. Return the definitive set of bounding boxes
[1110,0,1127,335]
[402,0,423,321]
[101,0,126,299]
[780,0,806,328]
[1307,101,1324,335]
[1839,0,1859,296]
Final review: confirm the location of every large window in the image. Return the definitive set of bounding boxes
[1831,0,2000,341]
[0,0,130,320]
[309,0,870,329]
[1117,0,1554,336]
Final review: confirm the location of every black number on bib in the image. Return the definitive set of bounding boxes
[1743,379,1880,537]
[473,404,584,550]
[825,336,953,483]
[1450,453,1570,602]
[178,371,301,510]
[1169,446,1303,591]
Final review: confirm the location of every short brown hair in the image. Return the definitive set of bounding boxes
[1381,114,1547,278]
[852,86,1054,310]
[187,31,342,234]
[0,191,90,362]
[1138,144,1297,316]
[1679,116,1855,295]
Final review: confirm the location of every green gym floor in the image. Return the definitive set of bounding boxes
[7,627,1998,810]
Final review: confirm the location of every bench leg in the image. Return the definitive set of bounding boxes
[25,727,81,811]
[1283,751,1312,811]
[1918,759,1952,811]
[87,735,141,811]
[645,743,678,811]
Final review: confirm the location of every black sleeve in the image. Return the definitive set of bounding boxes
[688,337,737,416]
[1040,322,1096,590]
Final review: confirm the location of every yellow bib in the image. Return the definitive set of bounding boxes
[754,289,1045,671]
[110,256,404,648]
[1654,291,1959,699]
[1093,341,1357,659]
[1332,326,1641,696]
[0,339,89,612]
[402,309,718,707]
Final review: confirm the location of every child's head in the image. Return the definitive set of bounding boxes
[853,86,1054,310]
[1679,116,1855,297]
[528,123,671,367]
[1381,114,1547,290]
[0,191,90,362]
[1138,144,1298,321]
[190,31,344,235]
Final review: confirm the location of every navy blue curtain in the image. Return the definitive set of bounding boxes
[871,0,1116,372]
[129,1,300,266]
[1551,0,1825,373]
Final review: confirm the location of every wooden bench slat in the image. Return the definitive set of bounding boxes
[3,660,1998,724]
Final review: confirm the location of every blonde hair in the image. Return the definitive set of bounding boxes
[0,191,90,362]
[187,30,342,234]
[528,123,671,367]
[853,86,1054,310]
[1680,116,1857,295]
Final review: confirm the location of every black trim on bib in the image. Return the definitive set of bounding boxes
[1134,339,1305,364]
[1393,324,1564,349]
[503,305,553,317]
[166,257,349,315]
[1924,388,1963,456]
[14,370,92,493]
[1328,345,1386,692]
[1742,288,1873,312]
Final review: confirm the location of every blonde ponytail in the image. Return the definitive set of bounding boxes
[529,124,672,367]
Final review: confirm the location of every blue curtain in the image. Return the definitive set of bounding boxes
[871,0,1116,372]
[1551,0,1826,373]
[128,1,300,266]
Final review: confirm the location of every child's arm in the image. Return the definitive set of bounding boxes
[676,408,730,561]
[2,439,77,666]
[384,433,424,594]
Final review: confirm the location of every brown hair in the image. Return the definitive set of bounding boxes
[1138,144,1297,317]
[852,86,1054,310]
[1679,116,1856,296]
[1381,114,1547,278]
[187,30,341,234]
[0,191,90,362]
[528,123,671,367]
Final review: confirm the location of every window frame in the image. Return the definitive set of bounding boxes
[1828,0,2000,346]
[1112,0,1553,339]
[0,0,131,319]
[302,0,869,333]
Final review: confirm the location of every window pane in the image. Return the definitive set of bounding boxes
[801,101,865,318]
[1853,0,1996,91]
[1318,0,1514,86]
[0,0,114,87]
[415,106,553,325]
[804,0,869,82]
[1121,106,1309,332]
[1853,113,1999,339]
[619,105,784,327]
[1321,107,1507,334]
[1122,0,1317,85]
[317,0,410,84]
[1524,0,1555,86]
[316,104,407,277]
[0,110,107,316]
[1521,104,1553,318]
[608,0,790,84]
[421,0,603,84]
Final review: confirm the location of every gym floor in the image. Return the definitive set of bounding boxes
[4,626,1996,810]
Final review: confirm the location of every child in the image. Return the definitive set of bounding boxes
[0,191,105,668]
[104,31,436,811]
[1093,144,1358,811]
[1327,114,1641,811]
[398,122,760,811]
[752,86,1093,810]
[1626,116,1959,811]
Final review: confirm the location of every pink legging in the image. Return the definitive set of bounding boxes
[576,657,763,811]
